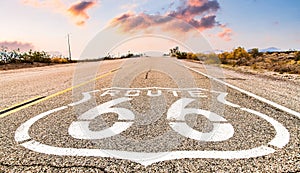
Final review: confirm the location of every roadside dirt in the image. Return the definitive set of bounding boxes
[220,64,300,82]
[0,63,63,71]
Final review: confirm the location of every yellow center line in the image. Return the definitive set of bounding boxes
[0,95,43,113]
[0,68,120,118]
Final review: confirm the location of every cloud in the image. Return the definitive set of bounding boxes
[67,1,97,26]
[21,0,98,26]
[0,41,34,51]
[110,0,230,38]
[218,26,233,41]
[168,0,220,21]
[188,0,208,6]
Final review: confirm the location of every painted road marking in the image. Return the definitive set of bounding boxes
[100,87,218,98]
[15,106,68,142]
[0,68,120,118]
[69,97,135,140]
[181,63,300,119]
[15,88,290,166]
[241,108,290,148]
[0,96,45,118]
[167,98,234,142]
[217,93,241,108]
[68,90,100,107]
[20,140,275,166]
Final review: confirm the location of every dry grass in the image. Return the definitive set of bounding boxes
[176,47,300,74]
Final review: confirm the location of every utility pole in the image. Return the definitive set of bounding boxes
[67,34,72,61]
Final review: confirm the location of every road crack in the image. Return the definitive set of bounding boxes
[0,162,107,172]
[145,70,151,79]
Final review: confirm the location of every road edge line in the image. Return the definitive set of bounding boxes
[181,63,300,119]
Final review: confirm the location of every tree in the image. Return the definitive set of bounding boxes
[170,46,179,57]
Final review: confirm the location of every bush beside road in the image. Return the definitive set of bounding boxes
[170,47,300,75]
[0,48,75,70]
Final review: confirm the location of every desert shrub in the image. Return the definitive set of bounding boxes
[21,50,51,63]
[271,62,300,74]
[31,51,50,63]
[0,48,24,64]
[51,57,69,63]
[249,48,262,58]
[236,58,246,66]
[203,53,220,64]
[295,51,300,61]
[187,53,198,60]
[194,53,207,61]
[176,52,187,59]
[218,51,234,60]
[0,48,74,66]
[273,64,292,74]
[233,47,250,60]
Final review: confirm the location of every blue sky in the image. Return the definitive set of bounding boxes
[0,0,299,59]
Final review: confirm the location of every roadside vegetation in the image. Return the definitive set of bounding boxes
[0,47,75,70]
[104,53,143,60]
[170,47,300,74]
[77,53,143,62]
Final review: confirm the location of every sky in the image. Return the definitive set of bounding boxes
[0,0,299,59]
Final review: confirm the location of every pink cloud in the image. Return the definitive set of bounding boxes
[0,41,34,51]
[218,27,233,41]
[188,0,208,7]
[67,1,97,26]
[111,0,222,34]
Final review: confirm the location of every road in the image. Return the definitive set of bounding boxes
[0,57,299,172]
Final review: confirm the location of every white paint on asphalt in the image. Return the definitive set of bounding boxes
[69,121,134,140]
[69,97,134,140]
[169,122,234,142]
[77,97,134,121]
[167,98,234,141]
[217,93,241,108]
[241,108,290,148]
[147,90,162,97]
[14,87,290,166]
[20,140,275,166]
[182,63,300,119]
[100,87,212,97]
[167,98,227,122]
[102,87,210,92]
[68,90,99,107]
[15,106,68,142]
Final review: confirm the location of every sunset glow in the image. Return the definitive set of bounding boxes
[0,0,299,59]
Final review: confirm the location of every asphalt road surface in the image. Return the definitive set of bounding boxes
[0,57,299,172]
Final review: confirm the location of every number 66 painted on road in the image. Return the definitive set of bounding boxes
[68,97,234,142]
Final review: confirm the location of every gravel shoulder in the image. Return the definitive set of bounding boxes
[182,60,300,113]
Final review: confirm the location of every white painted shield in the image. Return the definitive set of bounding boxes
[15,89,290,166]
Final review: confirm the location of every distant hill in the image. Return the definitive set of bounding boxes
[259,47,281,53]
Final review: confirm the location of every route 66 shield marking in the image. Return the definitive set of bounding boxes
[15,88,289,166]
